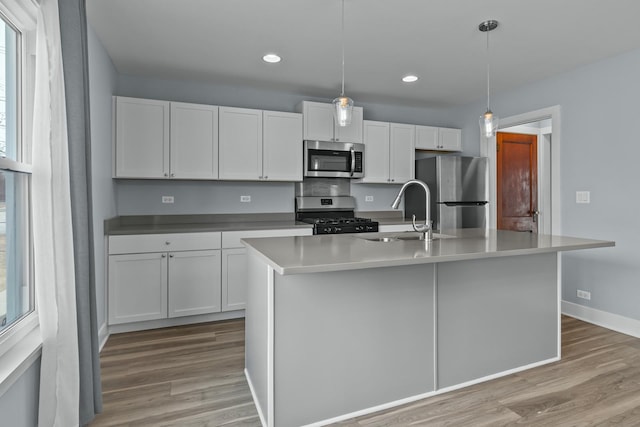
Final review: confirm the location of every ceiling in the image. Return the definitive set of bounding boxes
[86,0,640,108]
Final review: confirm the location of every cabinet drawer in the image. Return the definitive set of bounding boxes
[222,228,312,248]
[109,232,222,254]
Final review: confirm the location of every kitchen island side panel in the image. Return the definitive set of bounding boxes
[245,254,271,424]
[437,252,559,388]
[273,264,436,427]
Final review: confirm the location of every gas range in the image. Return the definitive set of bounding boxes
[295,196,379,235]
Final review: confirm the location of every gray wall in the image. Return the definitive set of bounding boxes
[88,24,118,335]
[0,360,41,427]
[451,47,640,322]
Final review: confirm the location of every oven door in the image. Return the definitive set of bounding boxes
[304,140,364,178]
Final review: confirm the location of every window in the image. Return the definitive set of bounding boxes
[0,11,33,335]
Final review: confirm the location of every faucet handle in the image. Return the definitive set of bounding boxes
[411,214,430,232]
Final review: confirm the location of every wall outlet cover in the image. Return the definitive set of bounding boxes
[240,195,251,203]
[162,196,174,204]
[576,191,590,204]
[577,289,591,300]
[365,196,374,202]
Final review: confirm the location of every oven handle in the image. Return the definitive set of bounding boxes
[350,147,356,177]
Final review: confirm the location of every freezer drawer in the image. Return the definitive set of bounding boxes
[438,203,488,231]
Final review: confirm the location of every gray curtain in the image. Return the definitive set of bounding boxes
[57,0,103,424]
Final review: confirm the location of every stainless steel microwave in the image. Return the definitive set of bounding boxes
[304,140,364,178]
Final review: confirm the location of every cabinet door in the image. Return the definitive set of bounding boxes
[263,111,303,181]
[168,250,222,318]
[108,253,168,324]
[219,107,262,180]
[415,125,439,150]
[170,102,219,179]
[302,101,335,142]
[221,248,248,311]
[389,123,415,183]
[439,127,462,151]
[334,106,364,143]
[115,97,170,178]
[361,120,390,183]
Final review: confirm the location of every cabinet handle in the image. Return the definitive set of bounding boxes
[164,173,168,177]
[161,254,166,258]
[264,175,268,179]
[169,254,174,258]
[170,173,175,177]
[165,241,171,245]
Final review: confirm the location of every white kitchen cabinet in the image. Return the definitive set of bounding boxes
[114,97,219,179]
[108,232,222,325]
[298,101,363,143]
[114,97,170,178]
[219,108,302,182]
[108,252,168,324]
[262,110,303,181]
[389,123,415,183]
[170,102,219,179]
[360,120,414,184]
[221,248,248,311]
[219,106,263,180]
[415,125,462,151]
[221,228,313,311]
[168,250,221,318]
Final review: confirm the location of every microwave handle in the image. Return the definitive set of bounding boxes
[350,147,356,177]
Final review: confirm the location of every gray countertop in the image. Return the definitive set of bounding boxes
[104,212,410,235]
[242,228,615,275]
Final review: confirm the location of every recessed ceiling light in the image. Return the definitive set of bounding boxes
[402,75,419,83]
[263,53,281,63]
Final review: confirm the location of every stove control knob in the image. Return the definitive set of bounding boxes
[355,225,363,232]
[334,226,342,233]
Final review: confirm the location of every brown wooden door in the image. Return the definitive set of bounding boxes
[497,132,538,232]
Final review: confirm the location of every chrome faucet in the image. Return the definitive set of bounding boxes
[391,179,433,241]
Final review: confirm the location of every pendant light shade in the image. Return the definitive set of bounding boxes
[478,20,499,138]
[333,0,353,127]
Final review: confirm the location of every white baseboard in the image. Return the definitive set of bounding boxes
[562,300,640,339]
[107,310,245,334]
[245,368,267,427]
[98,322,109,352]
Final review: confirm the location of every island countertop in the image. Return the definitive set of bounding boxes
[242,228,615,275]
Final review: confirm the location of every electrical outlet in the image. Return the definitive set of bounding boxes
[162,196,174,204]
[240,195,251,203]
[365,195,374,202]
[576,191,590,204]
[577,289,591,300]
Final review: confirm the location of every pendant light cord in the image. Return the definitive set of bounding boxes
[340,0,345,97]
[486,28,491,111]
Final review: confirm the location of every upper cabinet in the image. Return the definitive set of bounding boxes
[415,125,462,151]
[359,121,414,184]
[114,97,170,178]
[218,107,303,181]
[218,107,263,180]
[114,97,218,179]
[297,101,363,144]
[170,102,219,179]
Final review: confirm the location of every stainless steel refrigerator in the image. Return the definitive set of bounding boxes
[404,156,489,231]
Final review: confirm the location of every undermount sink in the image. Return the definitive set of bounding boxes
[359,231,456,242]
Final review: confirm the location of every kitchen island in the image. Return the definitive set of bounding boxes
[242,229,614,427]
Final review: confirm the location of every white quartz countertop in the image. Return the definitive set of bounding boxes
[242,228,615,275]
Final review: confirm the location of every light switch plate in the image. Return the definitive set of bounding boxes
[576,191,590,204]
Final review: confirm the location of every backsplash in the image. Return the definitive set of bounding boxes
[115,179,403,215]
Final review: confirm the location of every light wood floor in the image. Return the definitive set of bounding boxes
[91,316,640,426]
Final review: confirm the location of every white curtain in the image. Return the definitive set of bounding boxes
[32,0,80,424]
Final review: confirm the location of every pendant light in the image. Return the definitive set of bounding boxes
[478,20,499,138]
[333,0,354,127]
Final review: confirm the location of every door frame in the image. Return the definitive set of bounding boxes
[480,105,561,235]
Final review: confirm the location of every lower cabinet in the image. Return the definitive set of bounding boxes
[221,248,248,311]
[108,249,222,325]
[168,250,222,318]
[108,228,312,327]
